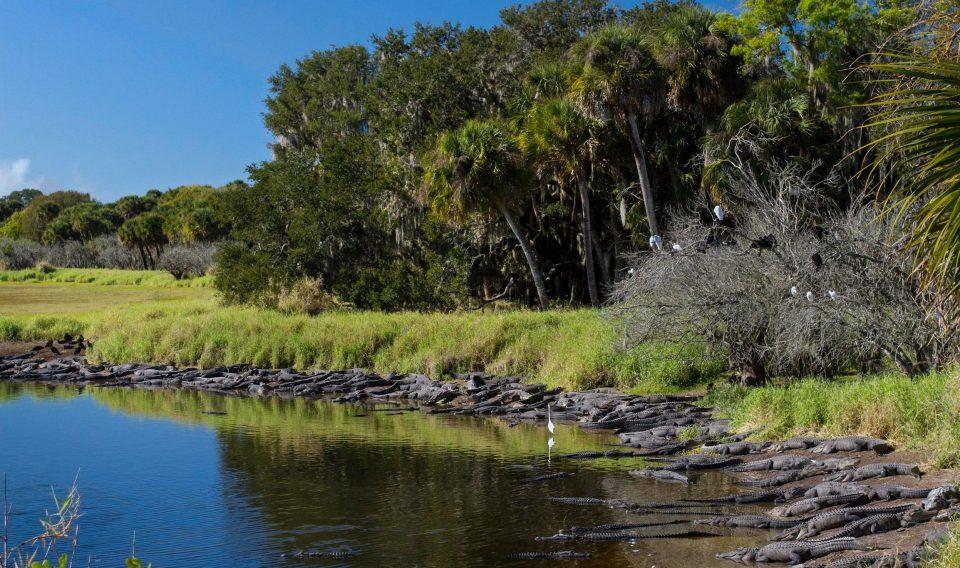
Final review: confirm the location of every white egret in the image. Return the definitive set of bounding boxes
[546,404,555,434]
[790,286,798,296]
[648,235,656,250]
[671,243,682,253]
[805,291,814,302]
[653,234,663,251]
[828,290,838,301]
[713,205,725,221]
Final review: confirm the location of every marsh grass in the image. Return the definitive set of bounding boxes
[0,268,212,287]
[704,371,960,467]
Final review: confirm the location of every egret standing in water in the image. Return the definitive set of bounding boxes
[546,404,556,464]
[547,404,555,434]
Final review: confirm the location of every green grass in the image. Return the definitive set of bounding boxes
[0,270,723,391]
[703,371,960,467]
[0,267,212,287]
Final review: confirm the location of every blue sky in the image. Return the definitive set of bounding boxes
[0,0,739,201]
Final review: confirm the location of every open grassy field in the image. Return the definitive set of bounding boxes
[0,268,722,392]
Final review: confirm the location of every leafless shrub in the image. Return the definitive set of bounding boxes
[44,241,97,268]
[0,240,42,271]
[155,243,215,279]
[608,152,953,384]
[86,235,141,270]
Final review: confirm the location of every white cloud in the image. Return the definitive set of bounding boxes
[0,158,32,194]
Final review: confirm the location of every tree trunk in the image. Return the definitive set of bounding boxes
[498,204,549,309]
[626,111,659,238]
[577,172,600,306]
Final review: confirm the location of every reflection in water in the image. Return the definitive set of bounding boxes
[0,385,764,567]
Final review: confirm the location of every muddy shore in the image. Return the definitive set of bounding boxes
[1,338,956,566]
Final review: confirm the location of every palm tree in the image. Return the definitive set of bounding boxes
[519,98,603,306]
[866,55,960,299]
[422,119,550,308]
[569,24,663,239]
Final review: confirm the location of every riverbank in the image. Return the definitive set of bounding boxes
[2,345,957,566]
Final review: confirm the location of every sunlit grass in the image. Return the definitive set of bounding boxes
[0,268,212,287]
[704,371,960,467]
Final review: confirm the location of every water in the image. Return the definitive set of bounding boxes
[0,384,763,567]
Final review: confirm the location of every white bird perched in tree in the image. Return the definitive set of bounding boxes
[671,243,682,253]
[648,235,656,250]
[652,234,663,251]
[828,290,838,301]
[546,404,555,434]
[805,291,814,302]
[790,286,798,296]
[713,205,725,221]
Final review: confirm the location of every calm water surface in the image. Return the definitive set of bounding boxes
[0,384,763,567]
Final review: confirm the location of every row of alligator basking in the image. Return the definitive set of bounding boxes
[0,340,956,566]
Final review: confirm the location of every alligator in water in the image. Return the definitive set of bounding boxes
[564,520,686,533]
[824,462,921,482]
[546,496,627,507]
[696,514,805,529]
[282,548,357,559]
[646,454,742,470]
[519,472,575,484]
[717,538,868,564]
[683,487,806,505]
[505,551,590,560]
[810,437,895,455]
[629,468,690,484]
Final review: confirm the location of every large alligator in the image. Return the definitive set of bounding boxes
[282,548,357,559]
[768,437,825,452]
[696,514,805,529]
[867,484,932,501]
[736,465,828,488]
[805,482,868,498]
[629,468,690,484]
[767,493,867,518]
[811,437,895,455]
[683,487,806,505]
[774,505,914,540]
[646,454,742,470]
[717,538,868,564]
[825,463,921,482]
[519,472,575,484]
[731,456,815,472]
[540,526,727,542]
[922,485,959,511]
[564,520,687,533]
[702,441,770,455]
[546,496,627,507]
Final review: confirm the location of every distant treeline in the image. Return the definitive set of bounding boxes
[0,184,238,272]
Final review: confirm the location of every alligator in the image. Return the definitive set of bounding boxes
[768,437,825,452]
[629,468,690,484]
[557,449,640,459]
[696,514,805,529]
[647,455,742,470]
[282,548,357,559]
[683,487,806,505]
[541,527,726,542]
[867,485,932,501]
[825,554,888,567]
[505,551,591,560]
[702,441,770,455]
[780,505,915,540]
[565,520,687,533]
[717,538,868,565]
[546,497,627,507]
[821,457,861,471]
[736,465,828,488]
[825,463,921,482]
[827,512,903,540]
[922,485,959,511]
[811,437,895,455]
[767,493,867,518]
[519,472,575,484]
[805,482,868,498]
[731,456,814,472]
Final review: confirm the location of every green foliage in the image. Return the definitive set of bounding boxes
[867,56,960,300]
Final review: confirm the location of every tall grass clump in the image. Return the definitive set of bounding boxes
[704,371,960,467]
